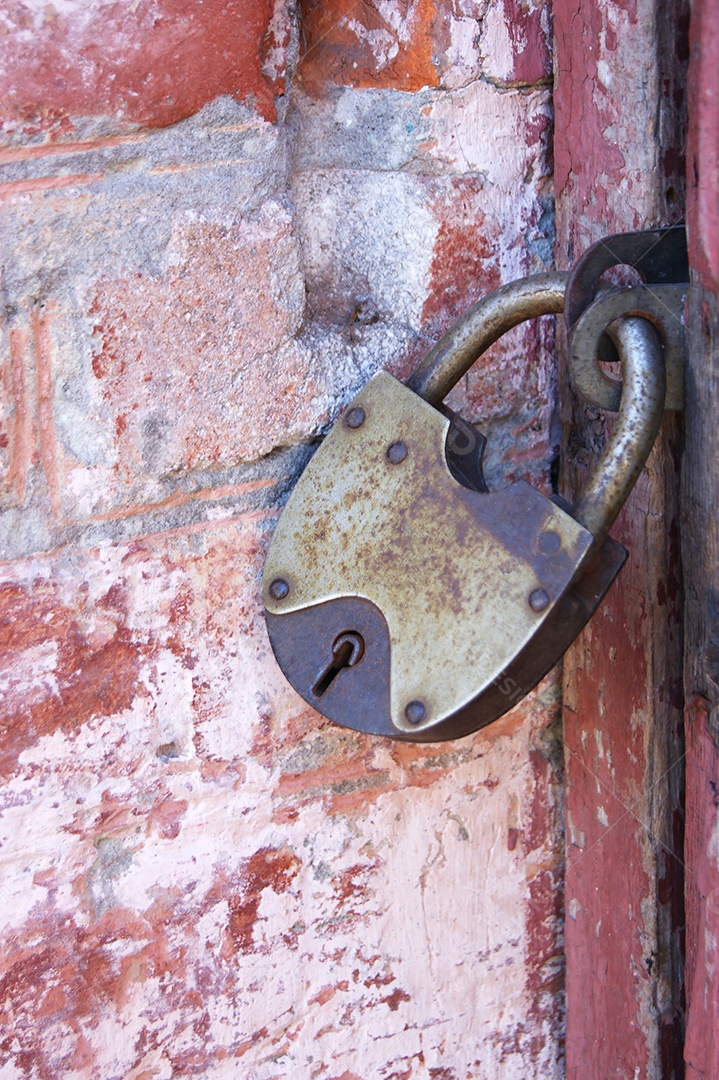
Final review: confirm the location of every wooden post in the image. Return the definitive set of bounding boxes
[553,2,688,1074]
[683,2,719,1075]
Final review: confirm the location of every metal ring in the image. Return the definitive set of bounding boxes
[568,285,685,411]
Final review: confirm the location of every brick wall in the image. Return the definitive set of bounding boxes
[0,3,565,1076]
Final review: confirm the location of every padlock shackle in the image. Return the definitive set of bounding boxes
[572,316,665,547]
[406,270,666,549]
[407,272,569,406]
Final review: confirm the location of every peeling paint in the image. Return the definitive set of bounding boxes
[0,2,567,1075]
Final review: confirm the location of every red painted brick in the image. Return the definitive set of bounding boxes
[421,177,502,336]
[296,0,551,95]
[0,1,566,1073]
[297,0,439,93]
[0,0,287,137]
[86,205,317,487]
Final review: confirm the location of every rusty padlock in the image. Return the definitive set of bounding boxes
[262,271,665,742]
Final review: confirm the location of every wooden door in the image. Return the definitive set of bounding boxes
[554,1,718,1075]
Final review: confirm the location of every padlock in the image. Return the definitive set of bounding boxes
[262,272,665,742]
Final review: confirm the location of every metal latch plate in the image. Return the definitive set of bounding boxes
[565,225,688,411]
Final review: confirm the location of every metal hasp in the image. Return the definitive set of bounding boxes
[566,224,688,411]
[263,235,672,743]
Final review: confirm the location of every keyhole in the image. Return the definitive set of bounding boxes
[312,632,365,698]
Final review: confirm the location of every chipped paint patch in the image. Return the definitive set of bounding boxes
[0,519,565,1076]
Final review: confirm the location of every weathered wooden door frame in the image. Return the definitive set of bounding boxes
[682,1,719,1075]
[554,1,718,1076]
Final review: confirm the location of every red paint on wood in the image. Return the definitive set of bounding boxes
[556,3,686,1074]
[684,697,719,1079]
[553,3,626,223]
[0,0,282,136]
[501,0,552,85]
[563,495,679,1078]
[687,0,719,291]
[684,7,719,1075]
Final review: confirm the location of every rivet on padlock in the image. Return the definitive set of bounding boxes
[262,269,666,742]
